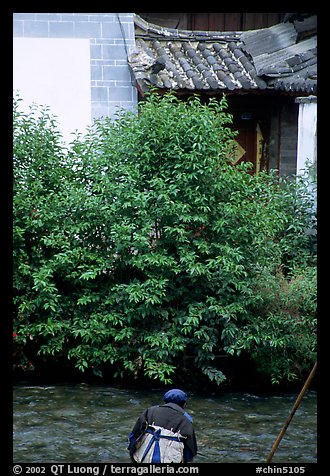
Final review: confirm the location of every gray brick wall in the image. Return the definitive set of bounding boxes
[13,12,137,122]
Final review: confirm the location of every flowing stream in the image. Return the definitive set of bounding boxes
[13,383,317,463]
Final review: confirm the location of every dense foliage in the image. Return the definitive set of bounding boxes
[13,92,317,386]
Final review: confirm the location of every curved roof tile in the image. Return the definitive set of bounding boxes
[128,14,317,95]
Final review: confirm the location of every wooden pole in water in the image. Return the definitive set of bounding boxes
[266,361,317,463]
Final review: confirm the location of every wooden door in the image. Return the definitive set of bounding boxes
[231,118,258,173]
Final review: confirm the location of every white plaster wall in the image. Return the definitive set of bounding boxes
[296,100,317,175]
[13,38,91,144]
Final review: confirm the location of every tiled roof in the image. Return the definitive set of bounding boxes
[240,21,317,93]
[128,14,317,95]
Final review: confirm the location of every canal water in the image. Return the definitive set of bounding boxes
[13,384,317,464]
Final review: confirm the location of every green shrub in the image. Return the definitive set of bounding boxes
[226,266,316,384]
[13,91,317,385]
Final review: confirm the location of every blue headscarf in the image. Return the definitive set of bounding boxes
[163,388,188,406]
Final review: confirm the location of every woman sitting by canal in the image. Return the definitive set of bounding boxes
[127,389,198,463]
